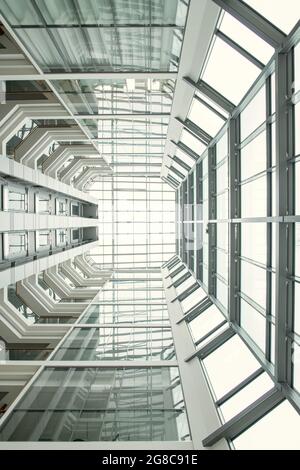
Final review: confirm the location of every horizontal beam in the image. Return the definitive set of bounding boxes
[75,113,171,119]
[0,72,178,81]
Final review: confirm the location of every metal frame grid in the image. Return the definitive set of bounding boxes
[168,6,300,448]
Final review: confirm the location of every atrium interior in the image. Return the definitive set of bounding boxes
[0,0,299,450]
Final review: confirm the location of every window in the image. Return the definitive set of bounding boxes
[71,203,80,216]
[202,36,261,104]
[240,85,266,141]
[36,193,50,213]
[241,260,266,308]
[244,0,300,34]
[72,229,80,241]
[0,366,190,442]
[8,188,27,211]
[233,400,300,449]
[37,231,51,250]
[52,327,175,361]
[241,175,267,218]
[241,223,267,265]
[56,198,67,215]
[188,97,225,137]
[5,232,27,258]
[220,372,274,423]
[203,334,260,400]
[56,229,67,246]
[240,298,266,353]
[188,304,225,345]
[240,131,267,181]
[219,12,274,64]
[180,128,206,156]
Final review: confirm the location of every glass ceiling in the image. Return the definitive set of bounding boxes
[1,0,188,72]
[0,0,189,270]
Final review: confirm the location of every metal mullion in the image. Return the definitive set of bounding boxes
[166,264,185,279]
[274,50,290,383]
[193,94,227,121]
[171,155,191,172]
[286,46,296,387]
[172,282,199,303]
[177,298,212,325]
[211,0,286,48]
[185,327,235,362]
[229,116,240,324]
[215,367,264,407]
[202,387,283,447]
[171,271,192,289]
[196,160,203,281]
[194,320,228,348]
[183,77,235,115]
[216,29,265,70]
[266,73,273,362]
[172,140,199,162]
[176,117,212,146]
[208,145,216,296]
[167,165,185,180]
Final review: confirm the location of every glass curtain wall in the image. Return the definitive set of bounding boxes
[170,2,300,450]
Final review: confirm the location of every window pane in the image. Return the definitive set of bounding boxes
[233,400,300,450]
[181,129,206,156]
[219,13,274,64]
[241,223,267,265]
[240,131,267,181]
[202,36,261,104]
[241,175,267,217]
[0,366,190,442]
[188,304,224,344]
[188,98,225,137]
[240,298,266,352]
[216,278,228,310]
[181,286,206,313]
[241,260,266,308]
[244,0,300,34]
[203,335,260,400]
[220,372,274,422]
[240,86,266,141]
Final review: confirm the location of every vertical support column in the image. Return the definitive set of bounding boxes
[208,145,216,296]
[228,116,240,324]
[195,160,203,282]
[275,51,289,383]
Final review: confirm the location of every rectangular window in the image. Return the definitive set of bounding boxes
[0,366,190,442]
[241,175,267,218]
[8,189,27,212]
[52,327,175,361]
[240,85,266,141]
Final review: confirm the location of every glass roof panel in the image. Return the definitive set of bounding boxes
[220,372,274,423]
[1,0,189,72]
[203,334,260,400]
[180,129,206,156]
[202,36,261,105]
[188,97,225,137]
[219,12,274,64]
[244,0,300,34]
[233,400,300,449]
